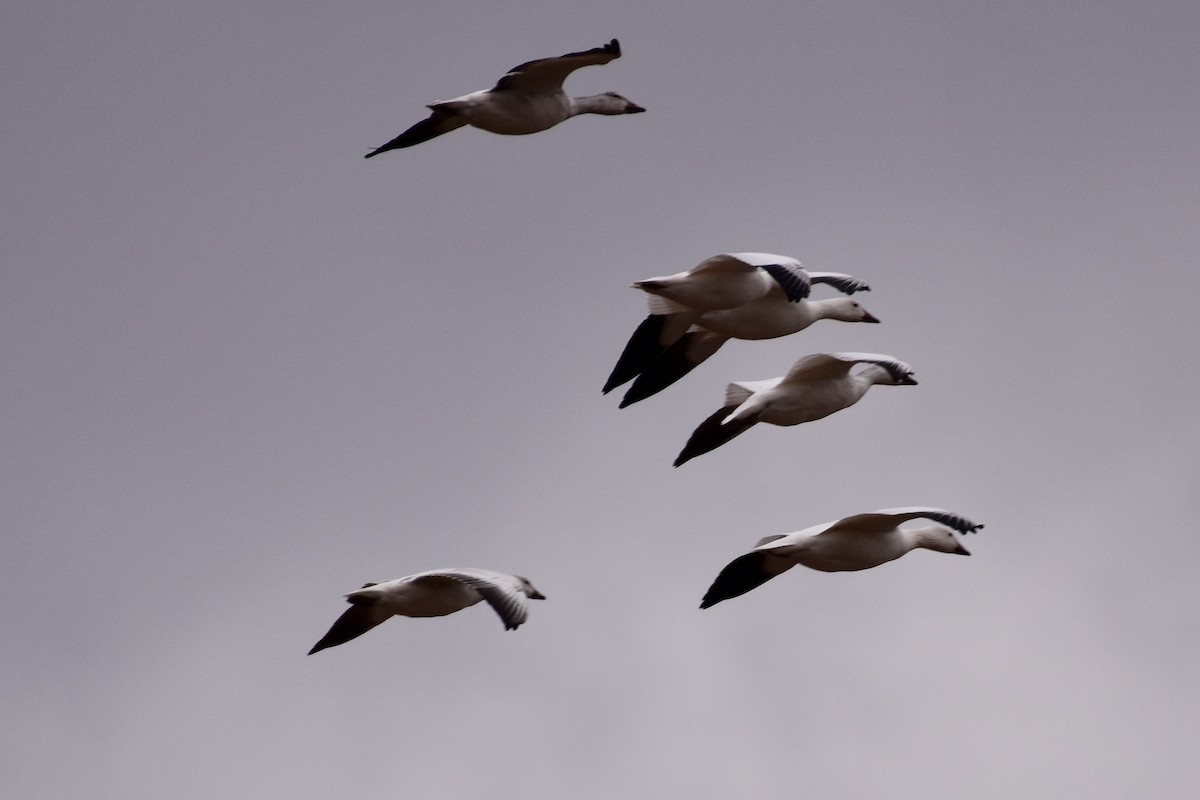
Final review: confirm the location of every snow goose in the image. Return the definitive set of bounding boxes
[673,353,916,467]
[308,568,545,654]
[608,295,879,407]
[604,253,874,406]
[364,39,644,157]
[700,507,984,609]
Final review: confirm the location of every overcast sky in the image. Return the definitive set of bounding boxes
[5,1,1200,797]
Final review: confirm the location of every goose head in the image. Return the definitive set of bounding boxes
[574,91,646,115]
[882,362,918,386]
[827,298,880,323]
[914,526,971,556]
[517,576,547,600]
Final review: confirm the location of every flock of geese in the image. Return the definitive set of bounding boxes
[309,39,984,655]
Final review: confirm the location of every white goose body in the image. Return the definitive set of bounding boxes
[673,353,916,466]
[770,521,935,572]
[357,573,488,617]
[428,89,573,135]
[636,264,783,311]
[365,39,643,157]
[726,361,899,426]
[700,508,984,608]
[308,568,545,654]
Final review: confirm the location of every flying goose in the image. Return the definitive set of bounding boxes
[364,39,644,157]
[700,507,984,609]
[673,353,916,467]
[604,253,874,405]
[308,568,545,654]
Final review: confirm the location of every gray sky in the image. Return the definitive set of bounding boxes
[5,1,1199,797]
